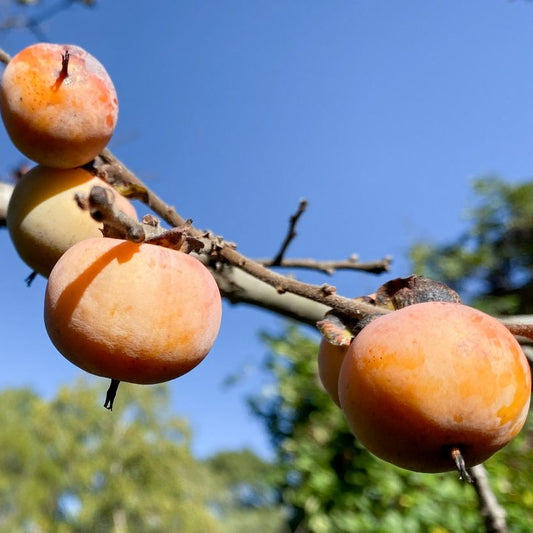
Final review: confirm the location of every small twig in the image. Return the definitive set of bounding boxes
[0,48,12,65]
[255,256,392,275]
[0,0,92,43]
[470,464,509,533]
[272,199,308,266]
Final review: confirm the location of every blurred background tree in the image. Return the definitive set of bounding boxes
[0,380,284,533]
[411,176,533,316]
[206,449,285,533]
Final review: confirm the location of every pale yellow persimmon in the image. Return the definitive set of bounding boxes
[44,237,222,384]
[0,43,118,168]
[7,165,137,277]
[338,301,531,473]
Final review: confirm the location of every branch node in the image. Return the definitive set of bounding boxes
[76,185,146,242]
[320,283,337,296]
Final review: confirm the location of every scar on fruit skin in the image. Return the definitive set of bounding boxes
[51,49,70,92]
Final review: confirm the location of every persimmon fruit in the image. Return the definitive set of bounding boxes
[44,237,222,385]
[0,43,118,168]
[317,339,347,407]
[7,165,137,278]
[338,301,531,473]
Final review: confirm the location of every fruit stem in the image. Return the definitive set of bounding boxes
[451,447,473,483]
[104,379,120,410]
[52,49,70,91]
[24,271,37,287]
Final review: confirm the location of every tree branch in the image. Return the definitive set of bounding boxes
[499,315,533,342]
[213,265,331,326]
[95,149,188,228]
[470,464,509,533]
[255,255,391,275]
[0,48,11,65]
[77,183,332,324]
[217,244,386,320]
[92,149,389,323]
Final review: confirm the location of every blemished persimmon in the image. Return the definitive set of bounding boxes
[0,43,118,168]
[317,339,347,407]
[338,301,531,473]
[44,237,222,385]
[7,166,137,278]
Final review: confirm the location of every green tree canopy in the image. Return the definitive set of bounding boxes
[0,379,284,533]
[206,449,285,533]
[411,176,533,315]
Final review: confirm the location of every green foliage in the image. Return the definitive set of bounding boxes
[0,380,234,532]
[251,325,533,533]
[0,378,288,532]
[485,417,533,529]
[206,449,285,533]
[411,175,533,313]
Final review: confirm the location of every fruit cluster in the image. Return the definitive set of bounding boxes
[2,43,529,479]
[1,44,222,406]
[318,279,531,476]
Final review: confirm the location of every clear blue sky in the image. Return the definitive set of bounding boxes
[2,0,533,459]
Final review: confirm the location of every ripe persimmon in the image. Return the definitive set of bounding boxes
[44,237,222,385]
[338,301,531,473]
[7,165,137,278]
[317,339,347,407]
[0,43,118,168]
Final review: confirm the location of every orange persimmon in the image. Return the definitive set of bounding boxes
[44,237,222,385]
[338,301,531,473]
[1,43,118,168]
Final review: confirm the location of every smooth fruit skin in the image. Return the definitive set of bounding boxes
[0,43,118,168]
[338,302,531,473]
[7,166,137,278]
[317,339,347,406]
[44,237,222,384]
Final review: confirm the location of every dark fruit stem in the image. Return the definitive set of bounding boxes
[52,50,70,91]
[24,271,37,286]
[451,447,473,483]
[60,50,70,78]
[104,379,120,410]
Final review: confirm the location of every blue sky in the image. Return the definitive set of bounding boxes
[2,0,533,459]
